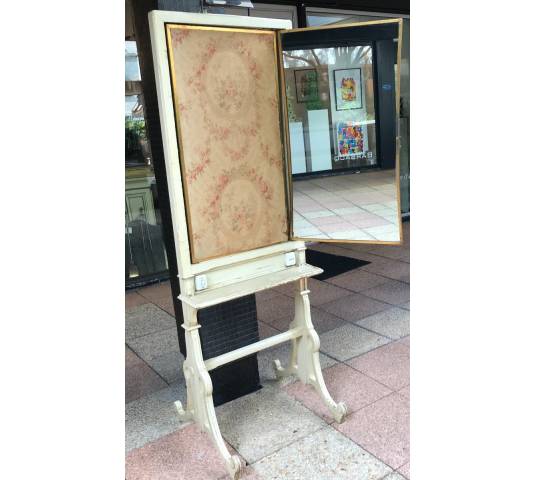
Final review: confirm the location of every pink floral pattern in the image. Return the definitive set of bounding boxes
[168,26,288,262]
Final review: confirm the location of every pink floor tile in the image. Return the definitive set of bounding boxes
[126,292,149,310]
[125,361,167,403]
[318,201,354,210]
[309,215,345,227]
[398,461,410,478]
[138,282,172,302]
[152,296,175,316]
[398,386,410,400]
[294,204,324,213]
[351,216,391,229]
[284,363,392,423]
[344,212,379,222]
[293,200,319,208]
[335,392,409,469]
[347,341,409,391]
[319,222,358,234]
[126,424,254,480]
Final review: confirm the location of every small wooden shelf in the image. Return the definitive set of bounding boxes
[179,264,323,310]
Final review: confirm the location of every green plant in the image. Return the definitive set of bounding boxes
[125,119,146,154]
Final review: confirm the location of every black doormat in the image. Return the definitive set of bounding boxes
[306,249,370,280]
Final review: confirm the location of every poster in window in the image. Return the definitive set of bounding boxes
[294,69,319,103]
[333,68,363,111]
[337,122,364,157]
[166,24,289,263]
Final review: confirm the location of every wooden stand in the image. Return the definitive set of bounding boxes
[176,267,347,480]
[147,11,353,479]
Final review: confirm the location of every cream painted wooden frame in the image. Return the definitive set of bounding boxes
[149,11,347,480]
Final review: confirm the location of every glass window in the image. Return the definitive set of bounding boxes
[307,14,347,27]
[125,41,168,284]
[283,45,377,174]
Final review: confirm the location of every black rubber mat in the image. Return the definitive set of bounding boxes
[306,249,370,280]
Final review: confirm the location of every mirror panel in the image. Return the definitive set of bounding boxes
[280,21,402,244]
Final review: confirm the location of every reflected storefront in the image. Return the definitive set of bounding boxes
[284,45,378,174]
[305,9,410,215]
[283,45,377,175]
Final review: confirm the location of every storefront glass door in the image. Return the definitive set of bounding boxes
[125,41,168,285]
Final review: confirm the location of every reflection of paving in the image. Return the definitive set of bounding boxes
[293,170,400,241]
[125,223,410,478]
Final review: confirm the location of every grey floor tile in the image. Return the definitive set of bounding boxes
[216,387,326,464]
[319,324,390,361]
[307,278,354,306]
[126,303,176,341]
[258,321,281,339]
[255,288,287,303]
[326,269,390,293]
[334,242,379,253]
[126,361,168,404]
[126,346,145,368]
[362,259,410,283]
[310,243,382,263]
[273,280,298,297]
[382,473,407,480]
[126,381,189,452]
[257,342,337,387]
[368,246,410,263]
[320,292,392,323]
[252,426,392,480]
[127,327,180,362]
[147,349,185,384]
[361,281,410,306]
[400,301,410,310]
[268,307,347,335]
[356,307,410,340]
[256,295,295,324]
[310,307,349,334]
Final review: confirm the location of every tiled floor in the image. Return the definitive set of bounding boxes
[125,221,409,479]
[293,170,400,242]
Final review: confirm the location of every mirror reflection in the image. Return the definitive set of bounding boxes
[283,33,401,243]
[292,170,399,241]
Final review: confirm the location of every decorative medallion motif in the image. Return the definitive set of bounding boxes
[168,26,289,262]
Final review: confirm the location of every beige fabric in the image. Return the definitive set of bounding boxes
[167,25,289,263]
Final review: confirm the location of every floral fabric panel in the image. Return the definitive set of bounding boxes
[167,25,289,263]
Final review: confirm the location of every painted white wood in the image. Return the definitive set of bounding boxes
[307,109,333,172]
[179,264,322,309]
[272,279,348,423]
[289,122,307,174]
[149,12,347,479]
[204,327,305,371]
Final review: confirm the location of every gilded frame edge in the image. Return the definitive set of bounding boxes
[277,18,405,246]
[164,22,294,265]
[149,11,297,280]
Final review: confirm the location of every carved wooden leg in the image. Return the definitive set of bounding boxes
[175,305,244,480]
[273,279,348,423]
